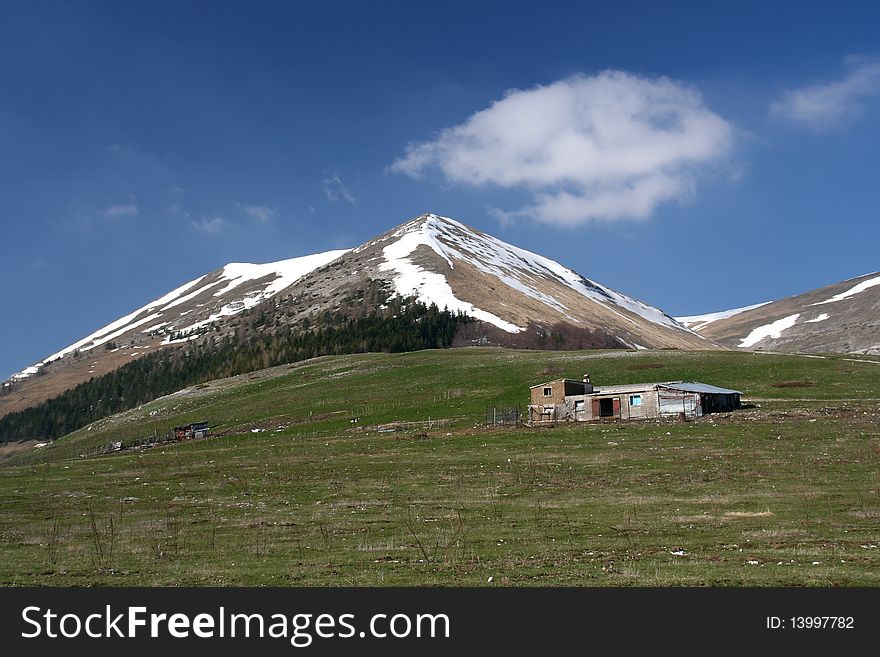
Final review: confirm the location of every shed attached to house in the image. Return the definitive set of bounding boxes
[660,382,741,415]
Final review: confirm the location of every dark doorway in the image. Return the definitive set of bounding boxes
[599,398,615,417]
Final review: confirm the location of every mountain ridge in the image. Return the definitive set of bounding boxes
[677,271,880,353]
[2,213,713,418]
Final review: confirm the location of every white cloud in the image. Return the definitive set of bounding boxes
[239,203,278,222]
[100,204,139,218]
[770,58,880,132]
[191,217,225,234]
[390,71,733,226]
[322,175,357,205]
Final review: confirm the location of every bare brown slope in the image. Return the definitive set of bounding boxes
[695,271,880,353]
[0,341,165,418]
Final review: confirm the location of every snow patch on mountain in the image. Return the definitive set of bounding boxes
[9,273,212,379]
[212,251,350,299]
[587,279,690,332]
[677,302,771,332]
[89,313,164,349]
[142,322,170,333]
[812,274,880,306]
[739,313,800,348]
[170,250,351,335]
[150,275,209,309]
[8,366,40,382]
[161,279,226,311]
[440,215,688,331]
[423,215,571,315]
[804,313,830,323]
[380,221,523,332]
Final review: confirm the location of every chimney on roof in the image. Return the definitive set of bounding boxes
[583,373,593,394]
[583,373,591,384]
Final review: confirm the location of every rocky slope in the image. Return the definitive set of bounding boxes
[677,271,880,354]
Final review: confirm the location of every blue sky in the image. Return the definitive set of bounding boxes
[2,0,879,379]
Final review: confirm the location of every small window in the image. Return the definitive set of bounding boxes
[543,387,552,397]
[630,394,642,406]
[574,400,585,411]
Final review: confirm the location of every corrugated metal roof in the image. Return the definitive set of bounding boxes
[590,383,659,395]
[529,378,587,389]
[660,382,742,395]
[537,379,742,396]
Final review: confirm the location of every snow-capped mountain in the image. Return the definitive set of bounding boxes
[677,271,880,354]
[2,213,711,416]
[340,214,706,347]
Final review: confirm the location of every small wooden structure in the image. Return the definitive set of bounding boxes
[529,379,740,424]
[172,421,210,441]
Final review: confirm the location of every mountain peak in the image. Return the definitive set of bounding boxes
[355,212,697,342]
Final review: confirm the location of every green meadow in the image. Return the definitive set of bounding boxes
[1,348,879,586]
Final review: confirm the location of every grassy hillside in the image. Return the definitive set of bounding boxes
[0,296,468,445]
[1,348,879,586]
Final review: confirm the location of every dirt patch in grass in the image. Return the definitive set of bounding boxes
[771,380,817,388]
[627,363,666,370]
[725,510,774,518]
[741,529,808,539]
[669,514,716,524]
